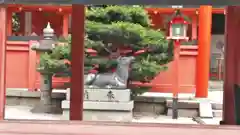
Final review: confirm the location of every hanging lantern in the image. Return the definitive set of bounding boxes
[167,10,190,41]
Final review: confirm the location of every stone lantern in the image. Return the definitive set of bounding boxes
[31,22,61,114]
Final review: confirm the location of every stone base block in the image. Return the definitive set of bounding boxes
[62,100,134,111]
[213,110,222,117]
[62,110,132,122]
[66,88,131,102]
[166,99,199,109]
[167,108,198,117]
[61,100,133,121]
[133,102,166,116]
[31,102,62,114]
[212,103,222,110]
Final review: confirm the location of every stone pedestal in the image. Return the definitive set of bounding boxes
[62,88,134,122]
[31,102,62,114]
[31,73,62,114]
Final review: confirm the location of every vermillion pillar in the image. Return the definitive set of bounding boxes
[196,6,212,98]
[6,9,12,36]
[62,14,69,38]
[191,15,197,40]
[221,6,240,125]
[70,4,85,120]
[0,6,7,120]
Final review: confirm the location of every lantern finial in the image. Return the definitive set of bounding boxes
[43,22,54,38]
[175,9,181,15]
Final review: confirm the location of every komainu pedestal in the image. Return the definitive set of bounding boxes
[61,88,134,122]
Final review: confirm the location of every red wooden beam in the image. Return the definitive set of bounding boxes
[7,4,72,13]
[70,4,85,120]
[7,5,225,15]
[146,8,224,14]
[0,6,7,120]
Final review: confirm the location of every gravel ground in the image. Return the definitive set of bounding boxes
[4,105,221,125]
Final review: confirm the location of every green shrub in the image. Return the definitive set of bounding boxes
[36,5,174,97]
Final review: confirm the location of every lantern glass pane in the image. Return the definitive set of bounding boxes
[172,24,185,37]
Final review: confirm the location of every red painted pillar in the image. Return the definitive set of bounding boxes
[6,9,12,36]
[171,41,180,119]
[62,14,69,38]
[191,15,197,40]
[70,4,85,120]
[149,12,163,30]
[172,42,180,98]
[196,6,212,98]
[0,6,7,120]
[222,6,240,125]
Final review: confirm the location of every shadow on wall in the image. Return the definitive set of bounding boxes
[234,84,240,125]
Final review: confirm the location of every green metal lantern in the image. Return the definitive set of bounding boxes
[171,23,186,37]
[167,10,190,41]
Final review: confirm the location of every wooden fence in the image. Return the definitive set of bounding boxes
[6,40,198,93]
